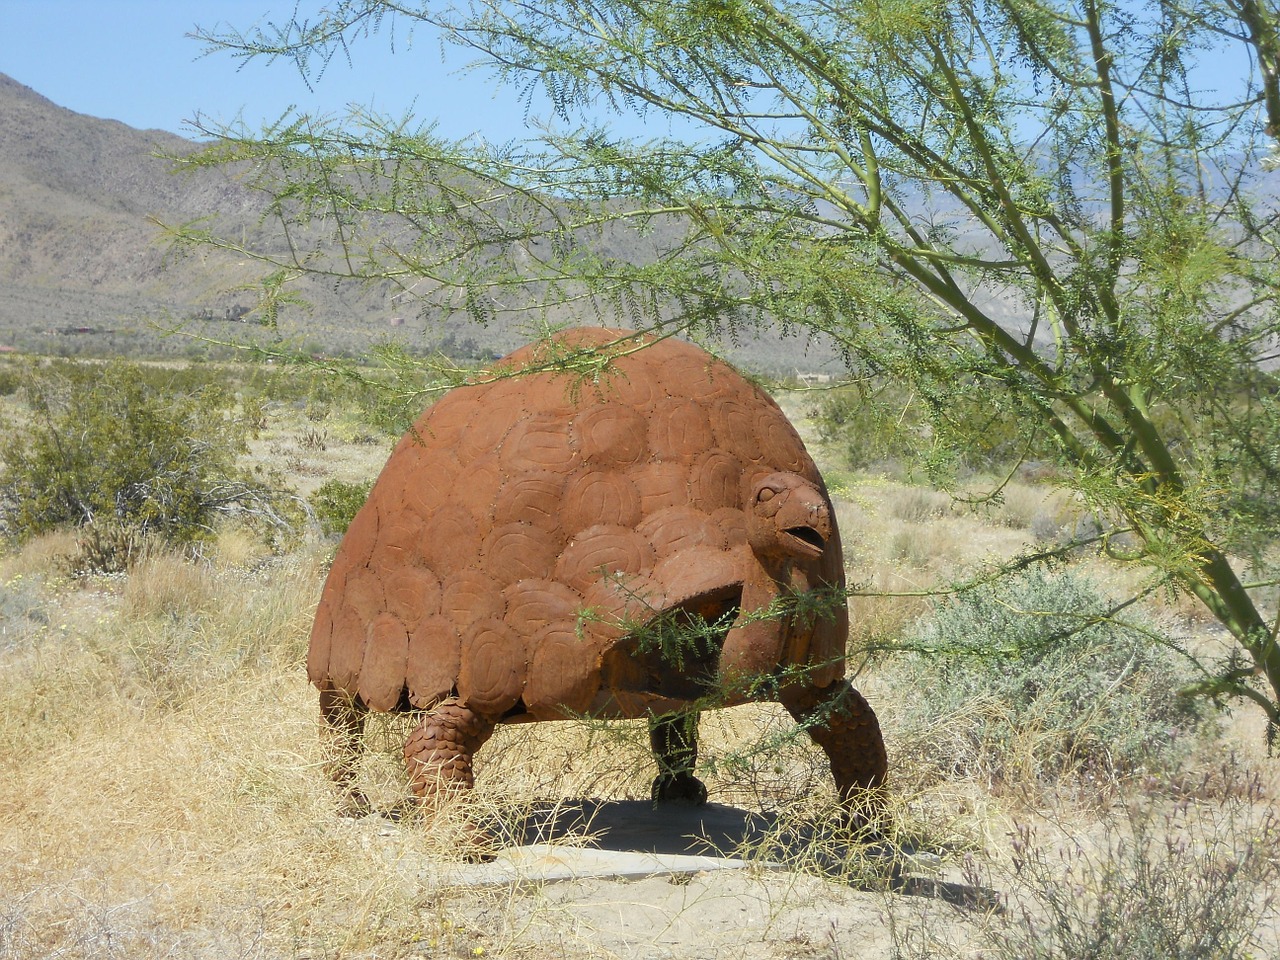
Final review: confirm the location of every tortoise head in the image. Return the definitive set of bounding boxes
[746,472,832,562]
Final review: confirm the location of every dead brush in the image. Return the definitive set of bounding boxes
[886,520,969,570]
[0,528,79,582]
[983,481,1069,531]
[846,563,934,654]
[0,546,536,960]
[967,783,1277,959]
[885,485,956,524]
[120,551,218,622]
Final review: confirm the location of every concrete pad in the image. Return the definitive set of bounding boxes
[435,842,784,887]
[415,799,932,889]
[349,799,989,904]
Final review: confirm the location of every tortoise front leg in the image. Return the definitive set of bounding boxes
[716,575,786,697]
[649,711,709,805]
[781,678,888,826]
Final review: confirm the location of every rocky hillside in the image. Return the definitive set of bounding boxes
[0,72,840,372]
[0,73,400,358]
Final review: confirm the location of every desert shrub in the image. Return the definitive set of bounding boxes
[813,387,927,473]
[308,478,373,536]
[888,568,1212,789]
[891,776,1280,960]
[991,785,1277,960]
[61,518,153,576]
[252,351,437,438]
[0,361,299,570]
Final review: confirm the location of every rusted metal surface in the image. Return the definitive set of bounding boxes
[309,327,886,832]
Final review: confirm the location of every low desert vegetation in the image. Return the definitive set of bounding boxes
[0,358,1277,959]
[885,568,1216,793]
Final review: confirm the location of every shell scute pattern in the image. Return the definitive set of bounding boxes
[310,327,840,718]
[406,614,460,708]
[572,402,649,468]
[560,469,643,533]
[555,523,655,595]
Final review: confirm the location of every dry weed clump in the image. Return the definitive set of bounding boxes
[892,773,1280,960]
[836,480,1036,585]
[886,486,955,524]
[982,481,1072,533]
[120,552,220,621]
[885,520,972,570]
[847,579,932,653]
[0,529,79,582]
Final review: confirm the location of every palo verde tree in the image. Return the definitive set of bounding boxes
[183,1,1280,729]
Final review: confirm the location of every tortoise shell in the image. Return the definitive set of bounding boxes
[308,327,846,720]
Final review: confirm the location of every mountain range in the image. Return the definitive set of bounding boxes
[0,72,863,373]
[0,72,435,359]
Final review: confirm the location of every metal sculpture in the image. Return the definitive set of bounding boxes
[308,327,887,839]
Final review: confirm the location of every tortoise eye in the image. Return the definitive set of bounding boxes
[757,487,776,503]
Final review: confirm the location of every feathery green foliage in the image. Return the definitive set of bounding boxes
[182,0,1280,726]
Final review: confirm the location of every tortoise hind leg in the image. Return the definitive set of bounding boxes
[403,698,497,799]
[319,684,370,816]
[782,679,888,828]
[649,712,709,805]
[403,699,499,861]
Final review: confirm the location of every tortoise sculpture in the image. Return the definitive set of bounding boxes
[308,327,887,832]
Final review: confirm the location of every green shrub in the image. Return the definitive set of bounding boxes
[308,479,373,536]
[0,361,297,570]
[889,568,1212,788]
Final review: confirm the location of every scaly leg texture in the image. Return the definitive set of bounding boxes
[649,711,709,805]
[403,699,497,799]
[782,679,888,825]
[319,685,369,815]
[403,700,499,861]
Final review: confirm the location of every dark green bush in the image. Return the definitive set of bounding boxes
[889,568,1212,788]
[308,479,373,536]
[0,361,297,569]
[0,365,20,397]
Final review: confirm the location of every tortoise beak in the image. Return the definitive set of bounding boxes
[777,494,831,559]
[783,524,827,556]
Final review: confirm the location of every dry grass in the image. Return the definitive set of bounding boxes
[1,392,1278,959]
[0,538,512,959]
[0,539,874,959]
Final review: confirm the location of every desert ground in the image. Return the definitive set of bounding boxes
[1,361,1277,959]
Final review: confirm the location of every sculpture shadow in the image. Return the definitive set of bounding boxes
[482,798,1001,911]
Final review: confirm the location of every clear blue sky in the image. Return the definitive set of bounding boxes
[0,0,536,139]
[0,0,1259,145]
